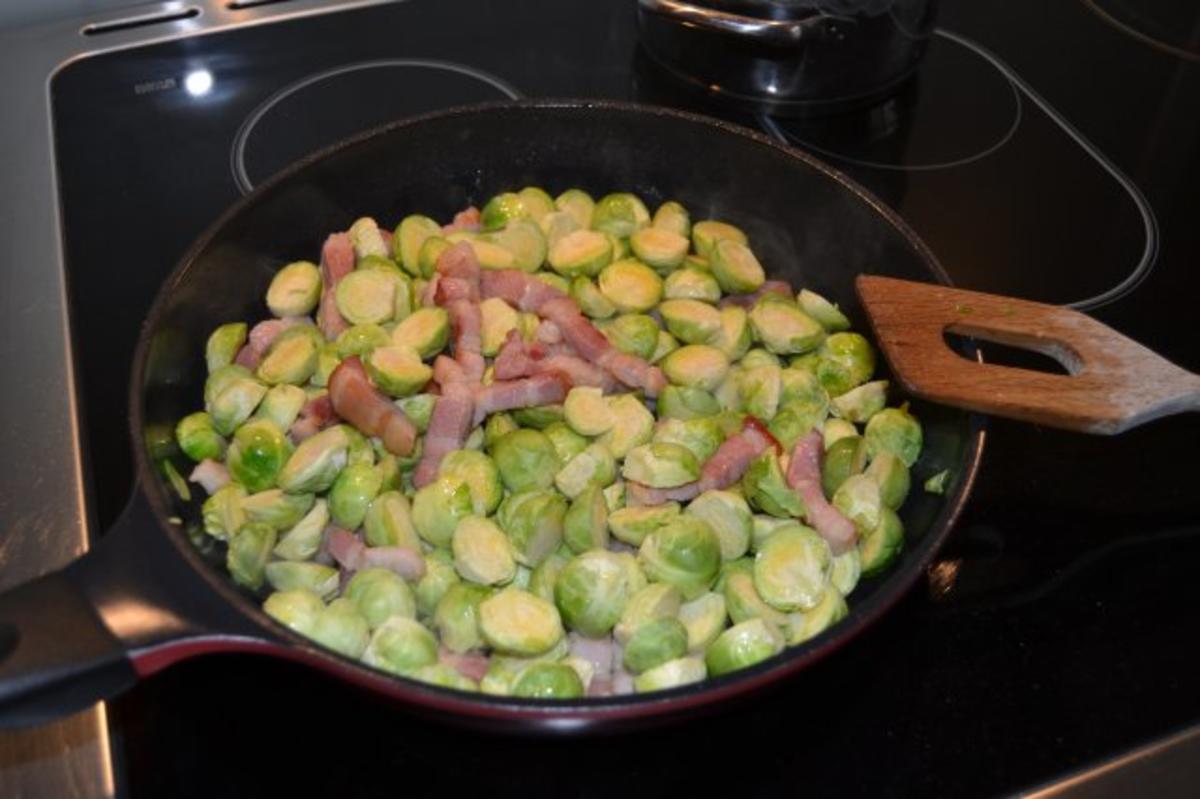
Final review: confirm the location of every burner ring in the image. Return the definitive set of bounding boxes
[1079,0,1200,62]
[231,59,521,194]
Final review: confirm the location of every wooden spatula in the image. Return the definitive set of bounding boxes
[855,275,1200,434]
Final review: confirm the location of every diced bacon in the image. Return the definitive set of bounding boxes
[472,373,569,425]
[493,330,537,380]
[588,678,613,697]
[188,459,230,495]
[537,355,622,392]
[433,354,468,387]
[289,393,337,442]
[412,381,475,488]
[448,300,485,382]
[432,243,485,382]
[540,297,611,361]
[626,480,701,506]
[234,317,306,370]
[359,546,426,581]
[612,667,635,695]
[570,634,616,681]
[597,350,667,397]
[326,526,364,571]
[441,206,481,235]
[696,418,776,491]
[536,320,562,344]
[493,331,617,391]
[328,357,417,456]
[480,269,566,312]
[785,431,858,554]
[378,227,393,258]
[439,647,490,681]
[317,232,355,340]
[719,280,793,309]
[421,274,440,307]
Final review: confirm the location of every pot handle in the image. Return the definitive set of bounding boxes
[638,0,826,47]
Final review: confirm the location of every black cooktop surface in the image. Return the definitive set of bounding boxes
[50,0,1200,796]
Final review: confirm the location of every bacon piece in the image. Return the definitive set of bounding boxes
[472,373,569,425]
[433,354,468,387]
[480,269,567,312]
[378,227,393,258]
[328,357,417,456]
[626,418,775,506]
[540,297,611,361]
[785,431,858,554]
[289,393,337,442]
[234,317,306,369]
[719,280,793,309]
[412,381,475,488]
[326,526,364,571]
[420,274,440,308]
[493,331,617,391]
[441,206,481,235]
[537,355,622,392]
[433,242,485,382]
[536,320,563,344]
[188,459,230,494]
[626,480,701,506]
[439,647,490,681]
[360,546,426,581]
[597,350,667,397]
[317,232,355,340]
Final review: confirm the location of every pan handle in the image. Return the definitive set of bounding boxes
[0,488,264,728]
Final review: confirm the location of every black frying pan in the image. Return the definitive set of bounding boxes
[0,101,982,731]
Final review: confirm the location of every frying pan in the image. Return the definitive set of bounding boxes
[0,101,984,731]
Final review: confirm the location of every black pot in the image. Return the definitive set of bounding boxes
[637,0,940,116]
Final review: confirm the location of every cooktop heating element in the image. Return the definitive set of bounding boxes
[1080,0,1200,61]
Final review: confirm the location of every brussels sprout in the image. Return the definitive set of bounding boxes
[678,592,727,653]
[622,442,699,489]
[859,506,904,576]
[609,502,680,547]
[204,363,251,407]
[335,269,396,325]
[412,477,474,548]
[751,514,794,553]
[479,587,565,657]
[569,275,617,319]
[832,473,883,535]
[740,348,780,370]
[924,469,950,495]
[748,298,824,356]
[474,297,519,357]
[786,586,848,645]
[554,550,635,636]
[511,661,583,699]
[592,192,650,238]
[712,306,753,361]
[391,304,451,355]
[227,419,289,493]
[433,582,491,653]
[546,228,612,278]
[651,200,691,237]
[365,345,432,398]
[710,239,766,294]
[753,525,832,612]
[176,412,225,462]
[487,218,547,272]
[205,322,248,373]
[686,490,752,561]
[309,342,342,388]
[452,516,517,586]
[484,411,519,450]
[433,450,500,516]
[256,384,308,432]
[357,253,401,276]
[639,516,721,600]
[604,313,660,360]
[201,483,246,541]
[480,191,527,231]
[362,616,438,675]
[264,561,339,599]
[256,327,320,386]
[797,288,850,332]
[555,443,617,498]
[708,617,784,676]
[411,662,480,691]
[597,259,663,314]
[822,435,869,497]
[309,598,371,658]
[598,394,655,458]
[663,268,720,303]
[542,421,589,464]
[539,209,581,249]
[242,489,314,531]
[630,227,688,272]
[823,418,858,450]
[660,345,730,392]
[563,485,609,554]
[266,260,322,318]
[691,219,746,257]
[326,462,382,529]
[653,417,723,463]
[650,330,681,365]
[394,215,440,277]
[742,452,805,518]
[563,386,615,437]
[554,188,595,229]
[415,550,460,620]
[790,352,821,373]
[614,582,682,645]
[207,369,268,436]
[273,498,329,561]
[634,656,707,692]
[347,216,388,259]
[375,453,401,492]
[263,588,324,636]
[831,379,888,424]
[864,406,923,467]
[496,490,567,567]
[614,550,649,595]
[333,325,387,360]
[656,385,721,421]
[226,522,276,590]
[490,428,559,493]
[417,235,451,280]
[277,425,349,493]
[659,299,720,345]
[816,332,876,397]
[623,617,688,674]
[830,547,861,596]
[511,404,565,429]
[864,451,911,510]
[604,480,626,513]
[779,366,830,412]
[767,405,818,451]
[529,549,570,603]
[723,567,790,628]
[740,365,783,421]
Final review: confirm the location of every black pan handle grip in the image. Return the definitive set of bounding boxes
[0,565,136,728]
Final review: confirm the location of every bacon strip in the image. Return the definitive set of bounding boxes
[480,269,566,312]
[412,381,474,488]
[541,296,666,396]
[626,480,701,506]
[188,459,230,494]
[493,331,617,391]
[439,647,490,681]
[326,526,425,579]
[719,280,793,309]
[289,393,337,442]
[317,232,355,340]
[442,206,481,235]
[626,418,775,506]
[328,357,417,456]
[472,373,569,425]
[435,242,485,383]
[786,431,858,555]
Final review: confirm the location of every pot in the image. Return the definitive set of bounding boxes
[636,0,940,116]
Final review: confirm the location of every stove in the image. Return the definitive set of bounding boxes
[3,0,1199,795]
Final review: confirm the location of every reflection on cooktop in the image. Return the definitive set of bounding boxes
[232,59,521,193]
[1079,0,1200,61]
[762,30,1022,171]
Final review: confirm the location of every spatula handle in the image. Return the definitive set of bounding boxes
[855,276,1200,434]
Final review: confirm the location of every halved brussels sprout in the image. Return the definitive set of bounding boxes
[256,326,320,386]
[411,663,479,692]
[273,498,330,561]
[348,216,388,259]
[226,521,276,590]
[597,259,663,314]
[528,549,570,603]
[623,617,689,674]
[563,485,609,554]
[831,473,883,535]
[412,476,474,548]
[864,405,923,467]
[395,215,441,277]
[328,462,383,529]
[362,616,438,675]
[555,443,618,499]
[511,662,584,699]
[267,261,322,318]
[242,489,314,531]
[651,200,691,238]
[518,186,556,222]
[555,188,595,229]
[859,506,904,576]
[592,192,651,238]
[417,236,451,280]
[264,561,338,599]
[603,313,660,360]
[823,418,858,450]
[660,344,730,392]
[712,306,752,361]
[391,307,451,359]
[656,385,720,421]
[563,386,616,437]
[479,297,520,357]
[831,379,888,423]
[634,656,707,692]
[678,591,727,653]
[691,220,747,260]
[554,550,635,636]
[705,618,784,677]
[492,428,560,492]
[543,421,589,463]
[749,298,824,355]
[797,288,851,332]
[310,342,342,388]
[723,566,789,628]
[739,364,783,421]
[598,394,655,458]
[638,516,721,600]
[436,450,502,515]
[816,332,876,397]
[479,587,565,657]
[176,412,225,462]
[570,275,617,319]
[202,483,246,541]
[830,547,861,597]
[622,442,699,488]
[488,218,547,272]
[227,419,290,493]
[753,525,832,611]
[263,588,324,636]
[480,191,527,231]
[206,322,247,373]
[257,384,308,432]
[653,417,723,463]
[614,582,682,645]
[365,345,432,398]
[785,586,848,645]
[663,268,720,303]
[686,490,753,561]
[539,209,582,249]
[277,425,349,494]
[496,490,567,567]
[433,582,492,653]
[548,228,613,278]
[206,367,268,435]
[865,450,911,510]
[310,598,371,659]
[484,411,519,450]
[453,516,517,586]
[609,502,680,547]
[742,452,805,518]
[362,492,420,551]
[710,239,766,294]
[659,299,720,345]
[630,227,689,272]
[336,269,396,325]
[415,550,460,620]
[821,435,869,497]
